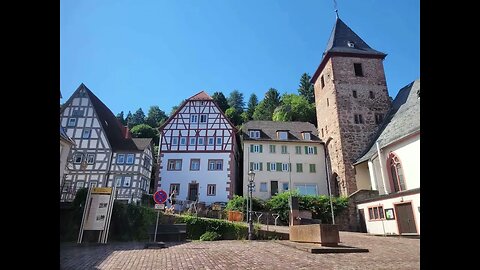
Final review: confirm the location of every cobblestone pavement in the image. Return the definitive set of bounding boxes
[60,231,419,270]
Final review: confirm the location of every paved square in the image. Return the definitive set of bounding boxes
[60,232,419,269]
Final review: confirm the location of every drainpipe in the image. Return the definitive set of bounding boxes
[375,141,388,194]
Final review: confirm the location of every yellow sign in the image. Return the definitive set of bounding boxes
[92,187,112,194]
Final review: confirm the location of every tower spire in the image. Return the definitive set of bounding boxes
[333,0,339,18]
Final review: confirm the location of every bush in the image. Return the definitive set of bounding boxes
[225,195,265,212]
[199,231,221,241]
[175,215,248,240]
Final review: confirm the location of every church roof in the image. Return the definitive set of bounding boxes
[354,79,420,164]
[242,121,321,142]
[188,91,213,100]
[61,83,152,152]
[311,17,386,84]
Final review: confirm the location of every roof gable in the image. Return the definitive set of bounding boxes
[188,91,213,100]
[242,121,321,142]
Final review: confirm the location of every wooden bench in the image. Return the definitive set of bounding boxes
[149,223,187,242]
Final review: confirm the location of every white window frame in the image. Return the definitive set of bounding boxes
[191,115,198,123]
[167,159,182,171]
[190,137,196,145]
[198,137,204,145]
[172,137,178,145]
[303,132,311,140]
[282,182,289,191]
[282,163,290,172]
[73,153,83,164]
[307,146,315,155]
[207,184,216,196]
[260,182,267,192]
[249,130,260,138]
[67,118,77,127]
[123,176,131,187]
[170,183,180,195]
[115,176,122,187]
[190,159,200,171]
[208,159,223,171]
[269,162,276,171]
[180,137,187,145]
[117,154,125,164]
[76,181,85,189]
[278,131,288,140]
[126,154,135,164]
[208,137,214,145]
[253,145,260,153]
[216,137,222,146]
[253,162,261,171]
[82,129,91,139]
[294,183,318,195]
[281,145,288,154]
[86,154,95,164]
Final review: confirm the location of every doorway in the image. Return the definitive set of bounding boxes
[271,181,278,196]
[395,202,417,234]
[358,209,367,233]
[188,183,199,201]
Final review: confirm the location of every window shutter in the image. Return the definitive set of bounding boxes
[267,162,271,171]
[259,162,263,171]
[305,146,308,155]
[276,162,282,172]
[259,145,263,153]
[289,163,291,171]
[250,144,254,153]
[250,162,253,170]
[314,146,318,155]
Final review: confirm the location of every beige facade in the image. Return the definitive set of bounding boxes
[243,140,328,201]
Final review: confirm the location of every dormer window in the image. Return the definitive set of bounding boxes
[302,132,311,140]
[277,131,288,140]
[347,41,355,48]
[249,130,260,139]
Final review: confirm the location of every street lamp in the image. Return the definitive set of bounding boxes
[247,170,256,240]
[323,137,336,224]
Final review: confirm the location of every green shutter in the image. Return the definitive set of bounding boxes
[305,146,308,155]
[276,162,282,171]
[289,163,291,171]
[259,145,263,153]
[259,162,263,171]
[267,162,271,171]
[250,145,254,153]
[314,146,318,155]
[250,162,253,170]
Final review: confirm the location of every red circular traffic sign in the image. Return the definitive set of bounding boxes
[154,190,168,204]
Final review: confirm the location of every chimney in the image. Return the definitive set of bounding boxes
[122,126,132,139]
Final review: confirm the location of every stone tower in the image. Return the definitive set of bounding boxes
[311,17,391,196]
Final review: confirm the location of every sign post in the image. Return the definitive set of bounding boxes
[153,190,168,242]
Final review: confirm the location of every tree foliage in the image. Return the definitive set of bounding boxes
[272,94,316,124]
[145,106,167,128]
[125,111,133,127]
[245,93,258,121]
[252,88,281,121]
[130,124,158,144]
[298,73,315,103]
[130,108,146,127]
[212,92,229,112]
[116,111,126,126]
[225,107,242,126]
[227,90,245,113]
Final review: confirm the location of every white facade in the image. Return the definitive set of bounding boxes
[243,141,328,201]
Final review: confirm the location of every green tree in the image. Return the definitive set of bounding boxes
[225,107,242,126]
[145,106,167,128]
[125,111,133,127]
[245,93,258,121]
[212,92,229,112]
[130,124,159,144]
[116,111,126,126]
[227,90,245,113]
[298,73,315,103]
[252,88,281,121]
[272,94,316,124]
[130,108,146,127]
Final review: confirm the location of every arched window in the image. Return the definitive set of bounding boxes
[387,153,406,192]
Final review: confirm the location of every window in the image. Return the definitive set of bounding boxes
[116,154,125,164]
[89,182,97,188]
[388,153,406,192]
[82,129,91,139]
[208,159,223,171]
[126,154,134,164]
[207,184,216,196]
[281,145,288,154]
[72,109,84,117]
[326,98,329,107]
[321,128,324,137]
[190,137,196,145]
[74,153,83,164]
[260,182,267,192]
[76,181,85,190]
[296,163,303,173]
[269,145,276,153]
[294,184,317,195]
[180,137,186,145]
[269,162,276,171]
[200,114,207,123]
[115,176,122,187]
[277,131,288,140]
[123,176,131,187]
[352,90,357,98]
[167,159,182,171]
[320,75,325,88]
[198,137,204,145]
[375,114,384,125]
[354,114,364,124]
[216,137,222,146]
[295,146,301,154]
[368,206,385,221]
[309,164,316,173]
[250,144,262,153]
[250,162,262,171]
[191,115,198,123]
[306,146,317,155]
[369,91,375,99]
[282,163,290,172]
[143,156,151,168]
[282,182,289,191]
[172,137,178,145]
[190,159,200,171]
[249,130,260,138]
[86,154,95,164]
[67,118,77,127]
[302,132,311,140]
[354,63,363,77]
[208,137,214,145]
[170,184,180,195]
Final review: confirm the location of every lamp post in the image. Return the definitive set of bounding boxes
[247,170,256,240]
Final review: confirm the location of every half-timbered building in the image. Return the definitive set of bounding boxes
[156,91,239,207]
[60,84,154,203]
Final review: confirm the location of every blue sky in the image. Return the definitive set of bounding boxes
[60,0,419,116]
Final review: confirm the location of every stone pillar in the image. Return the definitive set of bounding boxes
[289,196,301,226]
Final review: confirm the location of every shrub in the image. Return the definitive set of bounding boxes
[225,195,265,212]
[175,215,248,240]
[200,231,221,241]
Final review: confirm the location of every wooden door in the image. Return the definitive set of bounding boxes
[188,183,198,201]
[358,209,367,233]
[271,181,278,196]
[395,203,417,234]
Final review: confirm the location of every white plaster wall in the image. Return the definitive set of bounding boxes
[383,136,420,190]
[243,141,328,201]
[159,152,231,204]
[355,162,371,190]
[356,192,420,235]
